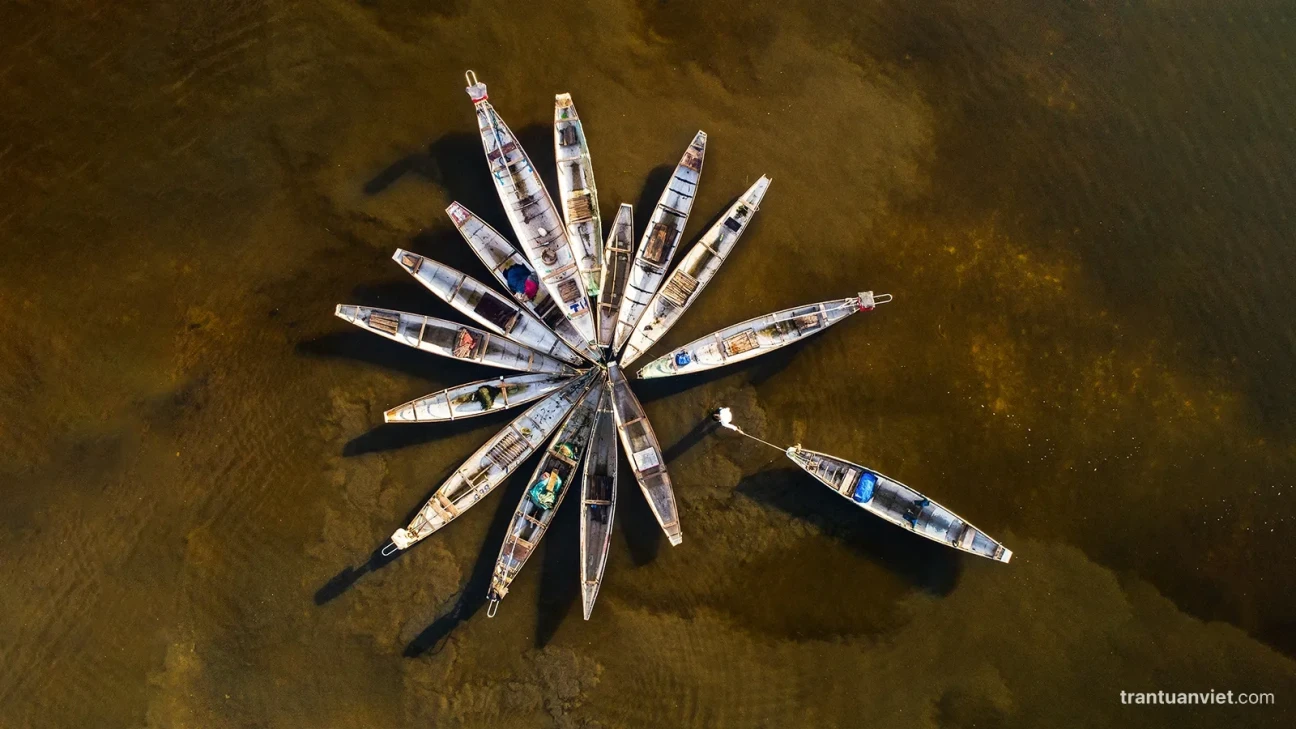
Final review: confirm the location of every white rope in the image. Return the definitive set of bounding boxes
[713,408,788,453]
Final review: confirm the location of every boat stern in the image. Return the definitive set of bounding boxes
[636,354,679,379]
[996,546,1013,564]
[390,528,417,550]
[392,248,424,274]
[334,304,360,324]
[555,92,576,119]
[464,70,488,103]
[857,291,894,311]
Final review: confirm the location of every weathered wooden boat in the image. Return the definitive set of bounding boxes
[786,446,1013,562]
[487,380,604,616]
[465,71,597,348]
[447,202,601,363]
[607,363,681,545]
[613,132,707,352]
[636,291,892,379]
[387,374,597,551]
[620,176,771,367]
[335,305,578,376]
[383,373,573,423]
[554,93,603,298]
[392,249,585,366]
[580,379,617,619]
[596,203,634,351]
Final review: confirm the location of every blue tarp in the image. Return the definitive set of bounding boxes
[504,264,532,295]
[852,472,877,504]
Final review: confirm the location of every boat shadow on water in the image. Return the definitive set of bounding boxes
[736,468,963,596]
[313,458,467,606]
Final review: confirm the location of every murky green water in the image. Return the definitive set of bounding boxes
[2,1,1295,726]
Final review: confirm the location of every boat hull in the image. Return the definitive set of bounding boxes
[390,374,596,550]
[787,447,1012,562]
[636,292,887,379]
[596,204,634,351]
[555,93,603,297]
[613,131,707,351]
[467,74,597,347]
[383,373,573,423]
[489,381,604,607]
[393,250,585,366]
[607,363,681,545]
[621,176,770,367]
[447,202,601,363]
[334,305,577,376]
[580,380,618,619]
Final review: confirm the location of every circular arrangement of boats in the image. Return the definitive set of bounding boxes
[338,71,1007,622]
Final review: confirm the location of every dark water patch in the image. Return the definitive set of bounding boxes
[348,278,450,314]
[365,130,511,233]
[849,0,1296,434]
[736,468,961,596]
[515,124,560,210]
[405,225,501,286]
[141,374,211,430]
[296,329,473,384]
[633,0,779,93]
[632,164,674,234]
[343,409,512,457]
[662,416,719,463]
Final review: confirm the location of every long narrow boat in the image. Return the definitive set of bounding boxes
[383,373,573,423]
[335,305,578,376]
[447,202,601,363]
[636,291,892,379]
[620,176,771,367]
[786,446,1013,562]
[465,71,597,347]
[596,203,634,350]
[392,249,585,366]
[554,93,603,297]
[388,373,596,551]
[487,381,604,616]
[613,132,706,351]
[580,380,617,619]
[607,363,681,545]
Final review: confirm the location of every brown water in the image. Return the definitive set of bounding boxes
[3,1,1295,726]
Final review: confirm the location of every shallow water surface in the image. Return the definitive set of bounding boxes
[2,1,1295,727]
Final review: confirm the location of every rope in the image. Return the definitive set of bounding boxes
[712,409,788,453]
[725,425,787,453]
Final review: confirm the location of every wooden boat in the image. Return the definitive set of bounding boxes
[554,93,603,298]
[786,446,1012,562]
[447,202,601,363]
[580,379,617,619]
[392,249,585,366]
[596,203,634,350]
[620,176,771,367]
[636,291,891,379]
[335,305,578,376]
[387,374,597,551]
[383,373,573,423]
[613,131,706,351]
[607,363,681,545]
[465,71,597,348]
[487,380,604,616]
